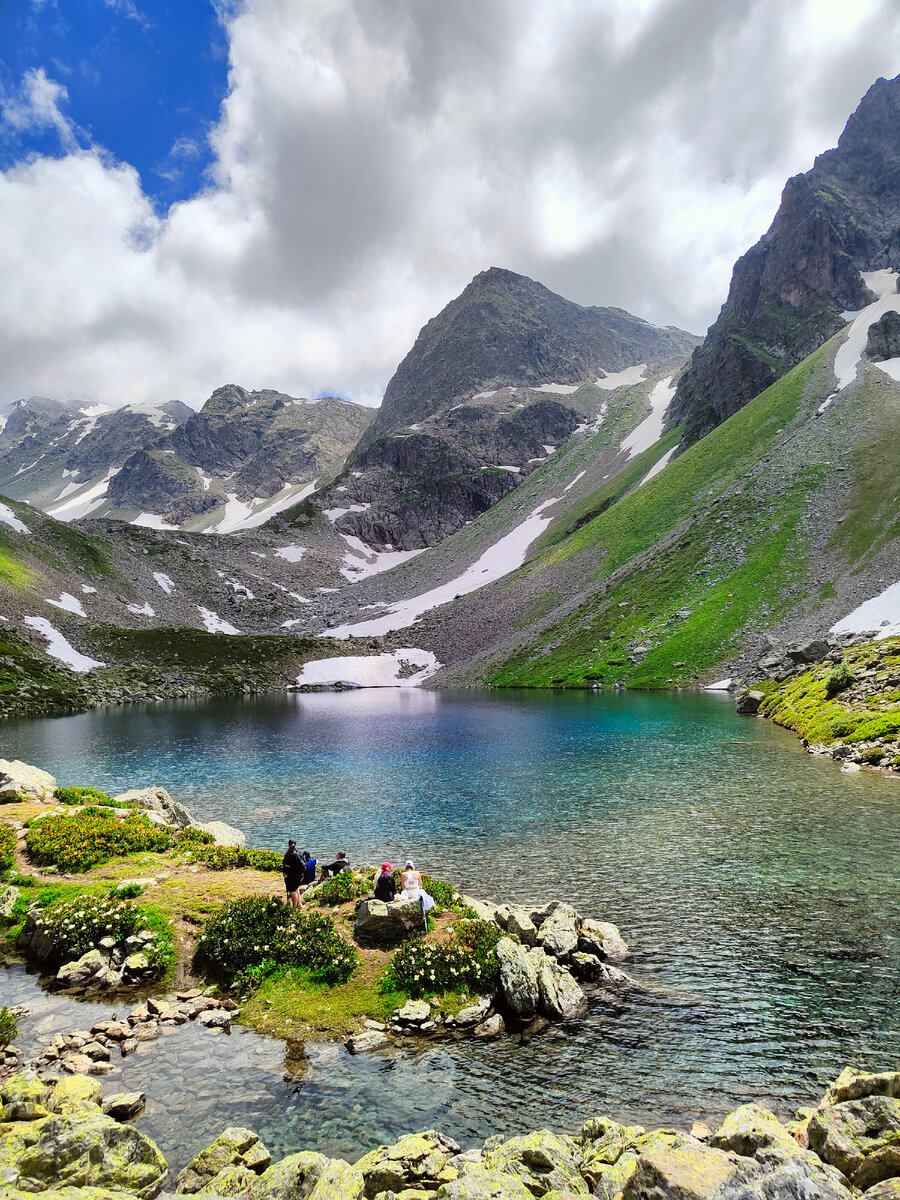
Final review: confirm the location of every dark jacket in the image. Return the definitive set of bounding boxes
[374,872,397,902]
[282,849,304,892]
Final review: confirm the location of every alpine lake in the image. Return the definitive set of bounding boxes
[3,686,900,1171]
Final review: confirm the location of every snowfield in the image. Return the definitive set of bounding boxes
[835,269,900,390]
[0,501,29,535]
[23,617,105,672]
[831,580,900,640]
[295,648,441,688]
[621,376,675,459]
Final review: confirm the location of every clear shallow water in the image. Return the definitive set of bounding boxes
[3,689,900,1167]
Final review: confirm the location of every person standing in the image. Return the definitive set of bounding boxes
[282,839,304,908]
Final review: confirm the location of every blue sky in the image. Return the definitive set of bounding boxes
[0,0,227,209]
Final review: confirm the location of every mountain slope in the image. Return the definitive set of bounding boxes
[315,268,699,549]
[669,73,900,445]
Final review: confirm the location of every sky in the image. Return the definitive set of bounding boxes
[0,0,898,411]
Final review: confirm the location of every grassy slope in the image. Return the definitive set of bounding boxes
[488,343,834,687]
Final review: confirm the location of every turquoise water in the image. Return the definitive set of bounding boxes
[3,688,900,1165]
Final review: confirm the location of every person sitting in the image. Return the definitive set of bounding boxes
[297,850,317,894]
[374,862,397,902]
[319,850,351,880]
[399,860,435,912]
[281,839,304,908]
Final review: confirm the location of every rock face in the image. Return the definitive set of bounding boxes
[536,954,588,1020]
[0,759,57,801]
[175,1126,268,1193]
[670,73,900,445]
[481,1129,588,1195]
[497,938,540,1019]
[866,309,900,361]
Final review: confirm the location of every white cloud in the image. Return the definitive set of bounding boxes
[0,0,898,411]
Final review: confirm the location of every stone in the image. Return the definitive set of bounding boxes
[101,1092,146,1120]
[861,1179,900,1198]
[113,785,194,828]
[453,999,491,1027]
[458,896,503,925]
[132,1025,160,1043]
[121,953,152,983]
[120,1039,138,1057]
[435,1168,534,1199]
[505,907,538,946]
[854,1147,900,1192]
[395,1000,431,1025]
[569,953,604,981]
[710,1103,800,1157]
[194,821,246,847]
[355,898,427,942]
[536,954,587,1020]
[16,1109,167,1198]
[346,1030,390,1054]
[481,1129,588,1196]
[737,690,765,715]
[825,1068,900,1105]
[175,1126,261,1193]
[81,1042,111,1063]
[243,1142,272,1173]
[196,1009,232,1029]
[807,1095,900,1180]
[595,1131,746,1200]
[497,938,540,1019]
[538,905,579,959]
[474,1014,505,1038]
[355,1131,461,1197]
[1,1074,50,1122]
[56,950,106,988]
[866,308,900,361]
[0,759,57,802]
[715,1146,854,1199]
[578,920,629,961]
[48,1075,103,1113]
[580,1116,645,1187]
[253,1149,365,1200]
[786,639,832,664]
[62,1055,95,1075]
[0,885,20,920]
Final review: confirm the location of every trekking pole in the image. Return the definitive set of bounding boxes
[421,895,428,934]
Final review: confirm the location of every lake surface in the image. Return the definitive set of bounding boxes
[4,688,900,1168]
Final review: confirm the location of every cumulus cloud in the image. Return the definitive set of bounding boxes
[1,0,899,409]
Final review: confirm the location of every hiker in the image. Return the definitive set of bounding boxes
[281,839,304,908]
[374,862,397,902]
[319,850,351,880]
[297,850,317,894]
[399,860,435,912]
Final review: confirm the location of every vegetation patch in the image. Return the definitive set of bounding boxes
[314,871,371,906]
[380,917,501,998]
[34,891,172,973]
[0,1007,17,1047]
[0,822,15,877]
[25,808,174,873]
[194,845,282,872]
[54,786,115,807]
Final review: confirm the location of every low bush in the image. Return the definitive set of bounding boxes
[0,822,15,877]
[824,663,855,699]
[55,786,114,807]
[33,893,144,967]
[196,896,358,985]
[0,1007,17,1047]
[175,826,216,847]
[380,918,501,998]
[315,871,370,906]
[861,747,886,764]
[25,808,174,872]
[421,875,456,911]
[195,845,282,872]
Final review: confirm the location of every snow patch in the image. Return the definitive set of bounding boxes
[532,382,580,395]
[338,535,425,582]
[46,592,86,617]
[274,545,307,562]
[80,585,97,594]
[874,357,900,383]
[831,580,900,640]
[704,678,733,691]
[211,480,319,534]
[563,470,586,494]
[621,377,675,459]
[295,648,441,689]
[46,469,119,521]
[471,389,497,401]
[127,602,155,617]
[834,270,900,390]
[24,616,105,672]
[0,501,29,535]
[132,512,179,531]
[197,607,240,634]
[324,503,370,523]
[595,364,647,390]
[153,572,175,595]
[639,445,679,487]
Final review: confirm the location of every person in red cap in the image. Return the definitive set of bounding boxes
[374,862,398,902]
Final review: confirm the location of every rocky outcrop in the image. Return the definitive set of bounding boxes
[866,309,900,361]
[354,897,428,942]
[0,760,57,802]
[175,1126,270,1192]
[670,73,900,445]
[355,1130,460,1196]
[496,938,540,1019]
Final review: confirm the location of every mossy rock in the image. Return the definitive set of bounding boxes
[481,1130,588,1196]
[355,1131,461,1197]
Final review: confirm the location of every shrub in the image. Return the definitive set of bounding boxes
[0,822,15,877]
[421,875,456,911]
[195,845,282,872]
[25,808,173,873]
[55,786,114,807]
[861,748,886,764]
[115,882,146,898]
[0,1007,17,1047]
[35,893,141,966]
[196,896,358,985]
[315,871,370,906]
[381,919,501,998]
[175,826,216,847]
[825,663,855,698]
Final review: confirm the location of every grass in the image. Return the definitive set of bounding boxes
[239,965,408,1040]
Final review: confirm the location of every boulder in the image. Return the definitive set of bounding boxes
[580,1116,645,1186]
[481,1129,588,1196]
[114,786,194,828]
[355,1130,461,1197]
[48,1075,103,1113]
[715,1146,854,1199]
[578,920,629,961]
[395,999,432,1026]
[536,954,587,1020]
[194,821,246,848]
[474,1014,505,1038]
[866,309,900,361]
[435,1168,535,1198]
[355,898,426,942]
[253,1149,365,1200]
[854,1147,900,1192]
[569,953,604,981]
[458,896,503,925]
[175,1126,262,1193]
[121,953,154,984]
[0,759,56,802]
[497,938,540,1019]
[737,690,765,715]
[506,908,538,946]
[346,1030,390,1054]
[1,1073,50,1122]
[538,905,579,959]
[595,1130,747,1200]
[453,998,491,1027]
[825,1068,900,1105]
[711,1103,800,1157]
[861,1179,900,1198]
[196,1009,232,1029]
[16,1110,166,1198]
[102,1092,146,1121]
[0,885,20,921]
[786,639,831,664]
[56,950,106,989]
[807,1095,900,1181]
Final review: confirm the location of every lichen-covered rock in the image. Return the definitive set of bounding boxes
[195,821,246,847]
[854,1146,900,1192]
[48,1076,103,1114]
[196,1162,261,1195]
[102,1093,146,1121]
[0,759,56,801]
[175,1127,262,1193]
[4,1187,143,1200]
[595,1130,746,1200]
[577,920,628,961]
[807,1095,900,1179]
[457,897,503,925]
[825,1068,900,1106]
[579,1116,645,1185]
[714,1146,854,1199]
[355,1131,461,1197]
[536,955,587,1021]
[481,1129,587,1196]
[254,1149,365,1200]
[356,899,427,942]
[861,1178,900,1198]
[538,905,579,959]
[435,1169,535,1199]
[16,1111,167,1198]
[505,908,538,947]
[497,938,540,1019]
[0,885,20,920]
[710,1103,800,1157]
[1,1073,50,1122]
[56,950,106,988]
[114,786,193,828]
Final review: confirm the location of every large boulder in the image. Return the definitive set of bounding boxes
[48,1075,103,1114]
[355,898,426,941]
[175,1126,263,1193]
[0,885,20,920]
[436,1169,534,1199]
[861,1179,900,1198]
[538,905,579,959]
[866,309,900,362]
[458,896,504,925]
[505,907,538,947]
[251,1149,365,1200]
[807,1095,900,1182]
[355,1130,460,1196]
[497,938,540,1019]
[113,786,193,828]
[825,1068,900,1105]
[711,1103,800,1158]
[56,950,106,989]
[577,920,629,961]
[737,690,765,716]
[0,760,56,802]
[595,1130,748,1200]
[481,1129,587,1196]
[715,1146,854,1199]
[194,821,246,848]
[536,954,587,1020]
[15,1110,167,1198]
[1,1073,51,1122]
[580,1116,645,1186]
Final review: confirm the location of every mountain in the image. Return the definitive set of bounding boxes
[669,73,900,445]
[314,268,700,549]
